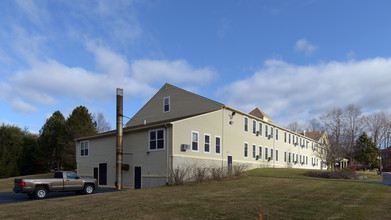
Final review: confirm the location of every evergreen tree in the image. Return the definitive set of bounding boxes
[38,111,66,170]
[0,124,24,178]
[354,132,379,170]
[20,130,47,175]
[63,106,97,169]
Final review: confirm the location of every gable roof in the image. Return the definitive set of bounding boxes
[125,83,224,127]
[249,107,273,122]
[304,131,326,142]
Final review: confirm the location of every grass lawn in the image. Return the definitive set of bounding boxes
[0,169,390,219]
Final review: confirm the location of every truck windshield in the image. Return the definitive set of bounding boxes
[66,172,80,179]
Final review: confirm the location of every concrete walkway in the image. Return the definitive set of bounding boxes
[383,172,391,186]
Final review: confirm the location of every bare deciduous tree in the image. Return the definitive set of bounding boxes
[343,104,363,157]
[93,112,111,133]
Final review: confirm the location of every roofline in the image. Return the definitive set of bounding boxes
[75,110,218,142]
[223,105,322,143]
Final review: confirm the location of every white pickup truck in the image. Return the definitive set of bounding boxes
[13,171,98,199]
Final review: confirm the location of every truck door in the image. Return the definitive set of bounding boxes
[63,171,84,191]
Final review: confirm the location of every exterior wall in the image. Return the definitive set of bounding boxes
[77,126,172,189]
[76,135,116,187]
[121,126,170,188]
[171,108,325,171]
[126,84,222,127]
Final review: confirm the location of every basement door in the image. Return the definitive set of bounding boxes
[134,166,141,189]
[99,163,107,185]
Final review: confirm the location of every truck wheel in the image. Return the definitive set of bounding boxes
[83,184,94,194]
[34,187,47,199]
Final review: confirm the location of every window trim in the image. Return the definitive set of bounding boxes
[252,120,256,134]
[244,142,248,158]
[259,122,263,136]
[163,96,170,113]
[275,149,279,161]
[244,117,249,132]
[149,128,165,151]
[252,144,256,159]
[259,145,262,160]
[215,136,221,155]
[191,131,199,152]
[204,133,211,153]
[80,141,89,157]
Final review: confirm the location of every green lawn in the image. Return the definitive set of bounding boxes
[0,169,389,219]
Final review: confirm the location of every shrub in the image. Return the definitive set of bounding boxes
[192,167,210,183]
[232,164,249,177]
[210,167,225,180]
[169,166,190,185]
[304,169,357,179]
[347,164,357,172]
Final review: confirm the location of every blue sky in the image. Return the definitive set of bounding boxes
[1,0,391,133]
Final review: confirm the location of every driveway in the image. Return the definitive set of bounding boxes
[383,172,391,186]
[0,188,119,205]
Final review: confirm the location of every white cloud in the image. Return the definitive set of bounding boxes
[1,43,216,114]
[132,59,216,85]
[217,58,391,126]
[15,0,49,28]
[295,38,317,56]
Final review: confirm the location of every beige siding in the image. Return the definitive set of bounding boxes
[77,126,171,188]
[170,108,325,170]
[126,84,222,127]
[76,136,116,186]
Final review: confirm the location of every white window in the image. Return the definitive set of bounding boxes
[259,146,262,160]
[259,122,263,136]
[289,133,291,144]
[265,147,268,160]
[252,144,256,159]
[292,153,295,163]
[270,127,273,139]
[149,129,165,151]
[306,156,308,165]
[276,128,278,140]
[204,134,210,153]
[244,142,248,158]
[284,151,286,162]
[80,141,89,157]
[288,152,291,163]
[270,149,274,160]
[284,132,287,143]
[265,125,268,137]
[163,96,170,113]
[306,141,308,149]
[252,120,256,134]
[276,149,279,161]
[215,136,221,154]
[191,131,199,152]
[244,117,248,132]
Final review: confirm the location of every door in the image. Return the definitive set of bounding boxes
[93,167,98,180]
[64,171,84,191]
[228,156,232,167]
[134,166,141,189]
[99,163,107,185]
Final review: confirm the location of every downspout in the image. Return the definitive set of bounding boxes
[165,124,169,185]
[222,107,224,168]
[116,88,123,190]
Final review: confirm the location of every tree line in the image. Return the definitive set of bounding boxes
[0,106,111,178]
[287,104,390,170]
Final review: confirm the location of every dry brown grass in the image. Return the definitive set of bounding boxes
[0,169,390,219]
